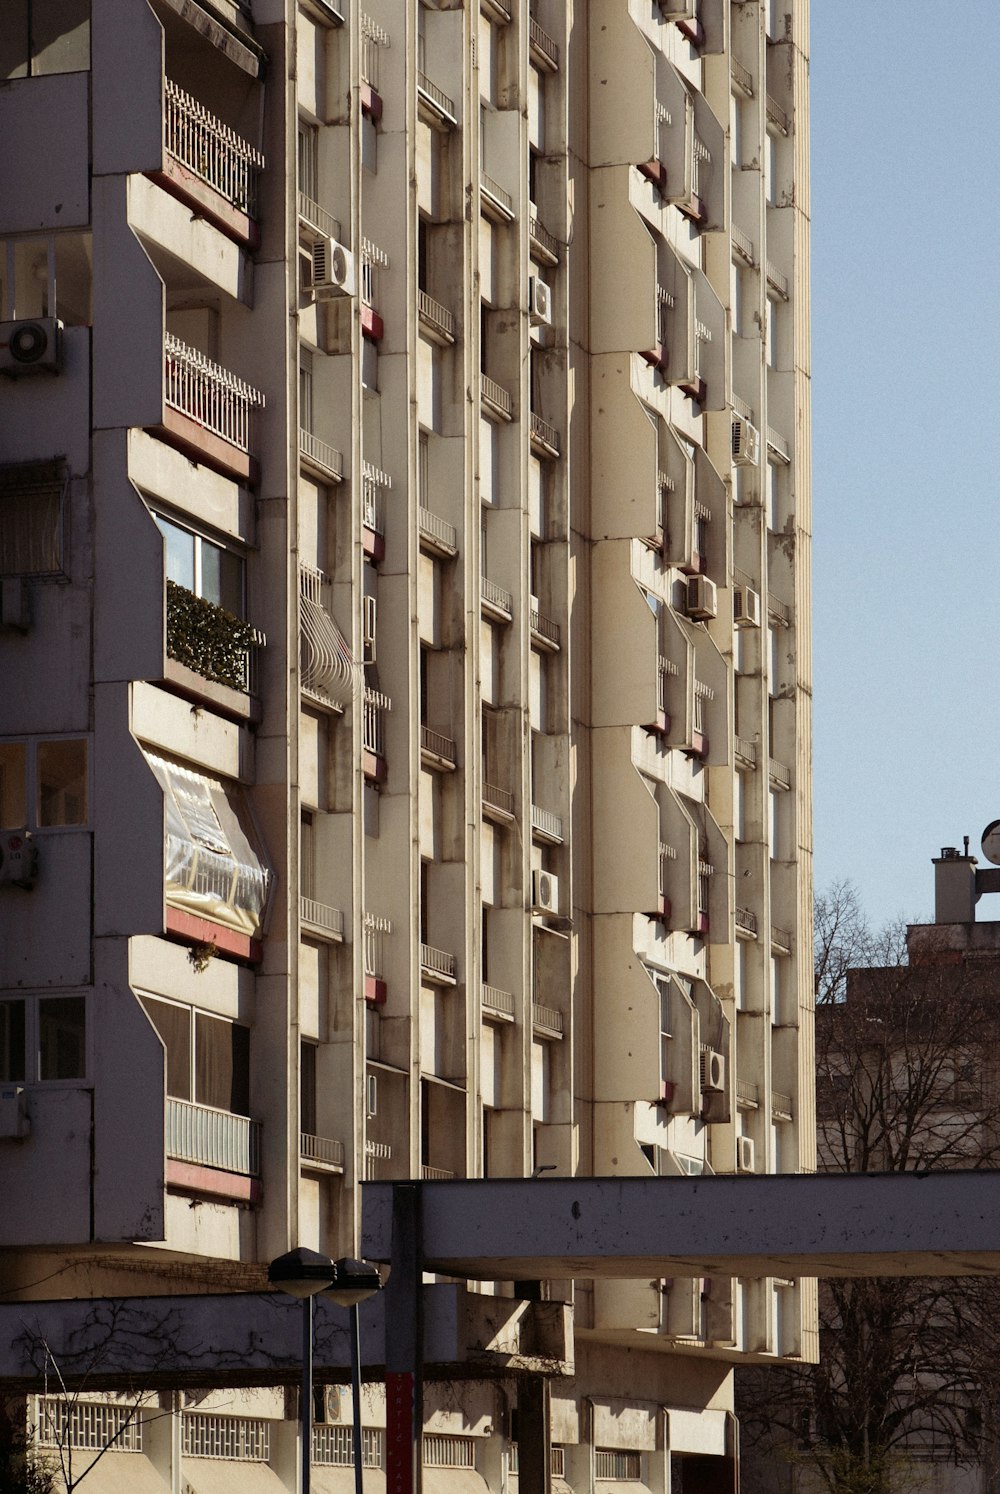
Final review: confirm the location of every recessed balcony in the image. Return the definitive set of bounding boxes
[418,506,458,558]
[363,461,390,562]
[735,735,757,771]
[482,781,515,824]
[154,333,264,483]
[421,725,457,771]
[481,575,513,622]
[480,172,515,224]
[300,1132,346,1173]
[736,1079,760,1111]
[417,71,458,129]
[165,580,261,705]
[420,942,458,986]
[300,895,345,943]
[363,688,391,782]
[529,212,560,267]
[299,428,344,485]
[771,924,793,955]
[768,757,792,791]
[482,984,515,1021]
[735,906,759,940]
[481,373,514,421]
[529,602,560,651]
[529,411,560,459]
[166,1098,261,1202]
[532,1001,564,1037]
[156,79,264,248]
[417,289,457,345]
[364,913,391,1004]
[528,16,559,70]
[531,804,564,845]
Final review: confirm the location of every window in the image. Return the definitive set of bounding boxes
[0,0,90,79]
[0,461,66,576]
[0,994,85,1082]
[299,351,314,435]
[0,737,88,830]
[141,996,250,1115]
[298,118,320,204]
[1,234,92,326]
[155,514,244,618]
[301,1041,318,1135]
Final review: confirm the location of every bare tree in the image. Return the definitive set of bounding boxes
[738,881,1000,1494]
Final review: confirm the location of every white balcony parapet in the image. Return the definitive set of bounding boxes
[482,984,515,1018]
[595,1451,642,1481]
[421,1164,456,1181]
[300,1132,346,1169]
[166,1098,261,1176]
[735,734,757,768]
[363,688,391,757]
[480,172,515,221]
[38,1400,142,1453]
[300,896,345,939]
[424,1435,475,1467]
[299,563,357,710]
[772,1090,794,1121]
[183,1414,269,1461]
[164,333,264,454]
[299,428,343,482]
[771,924,793,953]
[736,1078,760,1108]
[314,1426,384,1468]
[532,1001,564,1035]
[531,804,564,843]
[420,942,458,983]
[363,912,391,976]
[529,411,560,457]
[417,289,457,341]
[732,393,755,423]
[481,372,514,419]
[417,71,457,126]
[528,16,559,68]
[732,223,756,265]
[481,575,513,617]
[419,506,458,555]
[767,592,791,626]
[164,78,264,216]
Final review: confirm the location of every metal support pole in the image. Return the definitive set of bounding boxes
[351,1302,364,1494]
[301,1294,312,1494]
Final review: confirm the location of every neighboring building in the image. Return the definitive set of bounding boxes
[0,0,812,1488]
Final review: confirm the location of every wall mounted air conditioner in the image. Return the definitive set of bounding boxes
[315,1385,345,1424]
[658,0,697,18]
[700,1048,726,1093]
[0,831,36,889]
[731,413,760,467]
[362,595,377,663]
[0,318,64,376]
[686,574,718,621]
[0,1087,29,1139]
[310,238,356,299]
[736,1135,755,1173]
[532,869,559,914]
[733,584,762,628]
[529,277,553,328]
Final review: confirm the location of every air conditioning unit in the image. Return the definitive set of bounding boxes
[658,0,697,18]
[686,574,718,622]
[529,277,553,328]
[532,869,560,915]
[366,1073,378,1118]
[310,237,356,299]
[736,1135,755,1173]
[315,1385,345,1424]
[0,831,36,889]
[0,318,64,377]
[731,413,760,467]
[362,595,377,663]
[700,1048,726,1093]
[733,584,762,629]
[0,1087,29,1140]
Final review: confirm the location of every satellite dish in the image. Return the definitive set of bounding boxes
[981,821,1000,866]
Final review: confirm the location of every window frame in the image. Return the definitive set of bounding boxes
[0,991,88,1086]
[153,509,247,620]
[139,993,251,1116]
[0,734,90,832]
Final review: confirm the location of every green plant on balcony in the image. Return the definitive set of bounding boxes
[166,580,255,693]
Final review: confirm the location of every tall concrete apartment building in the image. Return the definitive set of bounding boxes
[0,0,812,1488]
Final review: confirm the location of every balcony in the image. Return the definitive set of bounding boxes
[364,912,391,1004]
[417,71,458,129]
[649,654,677,734]
[532,1001,564,1037]
[530,602,560,651]
[481,575,513,621]
[765,93,789,135]
[767,425,790,463]
[482,984,515,1020]
[653,841,676,919]
[165,580,259,699]
[735,906,759,939]
[159,78,264,247]
[529,212,560,267]
[418,506,458,558]
[421,725,457,771]
[167,1098,260,1177]
[363,688,391,780]
[361,238,389,340]
[300,896,345,942]
[158,333,264,483]
[768,757,792,790]
[771,924,793,955]
[531,804,564,845]
[480,172,515,224]
[736,1079,760,1110]
[732,224,756,266]
[529,411,560,459]
[482,781,515,824]
[299,428,344,485]
[420,942,458,986]
[360,13,388,116]
[768,591,791,627]
[363,460,390,561]
[528,16,559,70]
[481,372,514,421]
[772,1090,793,1122]
[300,1132,346,1172]
[696,859,713,936]
[766,260,790,300]
[730,56,754,96]
[300,564,355,712]
[689,679,713,759]
[735,735,757,770]
[421,1164,456,1180]
[417,289,457,345]
[298,191,340,242]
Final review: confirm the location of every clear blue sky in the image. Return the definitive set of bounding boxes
[810,3,1000,929]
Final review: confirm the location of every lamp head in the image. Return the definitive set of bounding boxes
[324,1257,383,1307]
[268,1247,337,1299]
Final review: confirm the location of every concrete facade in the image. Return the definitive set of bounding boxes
[0,0,812,1487]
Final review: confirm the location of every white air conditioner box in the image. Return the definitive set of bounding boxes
[310,238,356,299]
[0,318,64,376]
[0,1087,29,1139]
[686,574,718,622]
[532,869,560,915]
[0,830,36,888]
[700,1048,726,1093]
[529,277,553,328]
[658,0,697,18]
[736,1135,755,1173]
[731,413,760,467]
[733,584,762,628]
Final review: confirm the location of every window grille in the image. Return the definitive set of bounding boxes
[37,1399,142,1452]
[423,1434,476,1468]
[595,1449,642,1480]
[313,1425,383,1466]
[182,1413,270,1461]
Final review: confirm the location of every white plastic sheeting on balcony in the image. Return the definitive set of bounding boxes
[299,563,358,710]
[164,333,264,453]
[144,753,271,937]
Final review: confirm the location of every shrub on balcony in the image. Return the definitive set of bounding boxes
[166,580,255,693]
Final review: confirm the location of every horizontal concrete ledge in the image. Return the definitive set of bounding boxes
[361,1172,1000,1281]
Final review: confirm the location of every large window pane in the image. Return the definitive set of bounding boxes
[0,476,63,575]
[200,541,243,616]
[0,1001,26,1083]
[0,744,27,829]
[195,1014,250,1115]
[36,738,87,826]
[39,996,85,1080]
[157,516,196,592]
[141,997,191,1100]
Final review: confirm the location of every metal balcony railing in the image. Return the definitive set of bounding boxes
[298,191,340,241]
[595,1451,642,1481]
[421,725,457,765]
[360,12,389,89]
[530,606,560,648]
[417,72,457,124]
[361,237,389,307]
[163,78,264,216]
[531,804,564,843]
[300,1132,346,1169]
[692,135,711,199]
[730,56,754,95]
[529,411,560,455]
[657,654,678,712]
[418,506,458,553]
[420,1164,456,1181]
[299,428,343,482]
[363,459,391,535]
[733,393,755,423]
[732,223,756,265]
[529,213,560,263]
[420,942,457,981]
[314,1426,384,1468]
[480,172,514,218]
[735,735,757,769]
[767,425,790,462]
[772,1090,793,1120]
[532,1001,564,1034]
[735,906,758,937]
[363,688,391,757]
[766,260,790,299]
[766,93,789,134]
[482,984,515,1018]
[166,1098,261,1176]
[481,372,513,419]
[482,781,514,816]
[693,680,714,734]
[768,592,791,626]
[183,1414,269,1461]
[424,1435,475,1467]
[363,912,391,977]
[299,563,356,709]
[417,289,456,340]
[769,757,792,789]
[528,16,559,67]
[481,575,513,616]
[697,860,713,917]
[656,283,674,345]
[300,896,345,939]
[736,1078,760,1108]
[164,333,264,453]
[771,924,793,953]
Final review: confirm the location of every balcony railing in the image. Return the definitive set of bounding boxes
[657,654,678,712]
[532,1001,564,1035]
[480,172,514,220]
[164,78,264,216]
[481,372,514,419]
[595,1451,642,1482]
[417,289,457,341]
[419,506,458,554]
[167,1098,261,1176]
[656,283,674,346]
[693,680,714,734]
[692,135,711,200]
[766,260,790,299]
[765,93,789,134]
[771,924,793,954]
[164,333,264,454]
[772,1090,793,1121]
[530,605,560,648]
[732,223,756,265]
[166,580,258,694]
[697,860,713,917]
[364,913,391,977]
[314,1426,383,1468]
[417,72,457,125]
[730,56,754,95]
[420,942,458,982]
[531,804,564,843]
[736,1078,760,1109]
[363,688,391,757]
[299,428,343,482]
[300,896,345,939]
[767,425,790,462]
[481,575,513,616]
[363,460,391,536]
[482,984,515,1018]
[360,12,389,89]
[529,212,560,264]
[420,1164,456,1181]
[735,735,757,768]
[482,781,514,817]
[424,1435,475,1467]
[298,191,340,241]
[733,393,755,423]
[528,16,559,68]
[300,1132,346,1169]
[529,411,560,456]
[361,237,389,307]
[735,906,758,937]
[421,725,457,766]
[769,757,792,790]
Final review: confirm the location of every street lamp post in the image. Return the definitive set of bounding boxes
[268,1249,383,1494]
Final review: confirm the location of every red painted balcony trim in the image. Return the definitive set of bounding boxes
[165,906,263,965]
[677,194,707,226]
[166,1158,262,1205]
[640,342,668,373]
[361,305,384,341]
[360,83,383,122]
[685,731,708,761]
[677,17,705,46]
[150,406,259,485]
[637,158,668,193]
[365,975,388,1005]
[363,527,386,562]
[362,748,388,784]
[679,375,707,404]
[148,158,260,251]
